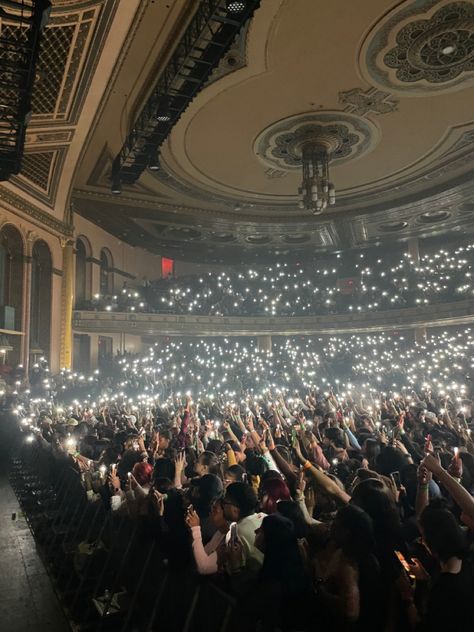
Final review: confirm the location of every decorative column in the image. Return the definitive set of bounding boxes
[89,333,99,371]
[407,237,420,265]
[20,231,35,372]
[59,237,74,369]
[415,327,427,345]
[258,335,272,352]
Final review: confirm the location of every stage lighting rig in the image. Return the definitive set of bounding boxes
[0,0,51,181]
[111,0,261,193]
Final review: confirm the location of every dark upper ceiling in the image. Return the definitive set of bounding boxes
[72,0,474,263]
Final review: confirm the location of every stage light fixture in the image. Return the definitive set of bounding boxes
[226,1,246,12]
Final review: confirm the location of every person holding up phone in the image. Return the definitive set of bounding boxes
[185,501,230,575]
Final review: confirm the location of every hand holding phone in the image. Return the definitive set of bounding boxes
[390,471,401,490]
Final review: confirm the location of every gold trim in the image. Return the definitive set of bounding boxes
[59,241,74,368]
[0,186,73,236]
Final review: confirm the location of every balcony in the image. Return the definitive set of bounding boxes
[72,298,474,337]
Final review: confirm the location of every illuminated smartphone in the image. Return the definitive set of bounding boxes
[390,471,401,489]
[395,550,416,586]
[226,522,238,547]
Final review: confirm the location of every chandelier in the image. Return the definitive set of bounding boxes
[298,141,335,214]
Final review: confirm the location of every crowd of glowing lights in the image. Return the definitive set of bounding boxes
[80,244,474,317]
[10,328,473,430]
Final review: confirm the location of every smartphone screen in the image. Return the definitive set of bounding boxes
[394,550,411,573]
[390,471,401,489]
[226,521,238,547]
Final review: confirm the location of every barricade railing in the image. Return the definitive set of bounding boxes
[9,437,236,632]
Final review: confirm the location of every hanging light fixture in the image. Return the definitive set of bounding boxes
[226,1,246,13]
[155,96,172,122]
[298,141,335,215]
[148,152,160,171]
[111,179,122,195]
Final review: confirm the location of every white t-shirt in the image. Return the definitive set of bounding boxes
[236,512,266,571]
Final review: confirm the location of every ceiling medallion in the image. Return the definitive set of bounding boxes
[254,111,379,215]
[360,1,474,95]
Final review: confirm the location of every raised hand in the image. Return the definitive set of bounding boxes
[185,507,200,528]
[109,465,120,492]
[297,468,306,494]
[245,415,255,432]
[421,452,443,476]
[153,490,165,516]
[175,451,186,472]
[417,464,432,486]
[448,451,463,480]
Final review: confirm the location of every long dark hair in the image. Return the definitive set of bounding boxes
[351,478,402,550]
[259,514,310,593]
[420,503,468,562]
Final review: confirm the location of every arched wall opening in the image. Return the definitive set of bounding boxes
[30,240,52,363]
[0,225,24,365]
[75,236,92,306]
[100,247,114,296]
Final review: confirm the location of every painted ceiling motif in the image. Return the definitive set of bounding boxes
[56,0,474,261]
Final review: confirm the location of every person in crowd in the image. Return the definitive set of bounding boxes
[417,502,473,632]
[7,307,474,632]
[185,499,230,575]
[222,482,266,577]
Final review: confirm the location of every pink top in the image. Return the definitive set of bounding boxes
[190,527,225,575]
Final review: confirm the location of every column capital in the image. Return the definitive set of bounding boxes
[59,236,75,249]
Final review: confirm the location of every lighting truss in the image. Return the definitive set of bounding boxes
[0,0,51,181]
[111,0,261,191]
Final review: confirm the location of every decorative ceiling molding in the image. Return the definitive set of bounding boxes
[25,5,102,124]
[150,120,474,212]
[335,126,474,204]
[10,148,68,207]
[73,187,311,222]
[0,1,120,212]
[80,114,474,240]
[253,111,380,171]
[359,0,474,96]
[76,0,184,196]
[206,22,250,85]
[348,197,474,248]
[338,87,399,116]
[0,186,73,236]
[26,129,75,146]
[71,179,474,263]
[71,0,474,261]
[132,216,339,249]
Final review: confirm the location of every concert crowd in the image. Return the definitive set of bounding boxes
[78,243,474,317]
[6,326,474,631]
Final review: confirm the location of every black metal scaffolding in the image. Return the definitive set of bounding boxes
[111,0,261,192]
[0,0,51,181]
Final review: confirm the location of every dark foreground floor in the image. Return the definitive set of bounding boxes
[0,417,70,632]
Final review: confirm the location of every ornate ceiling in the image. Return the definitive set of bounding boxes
[1,0,120,210]
[71,0,474,262]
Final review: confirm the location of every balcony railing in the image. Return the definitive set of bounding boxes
[72,299,474,337]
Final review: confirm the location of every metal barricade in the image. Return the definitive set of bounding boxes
[10,438,237,632]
